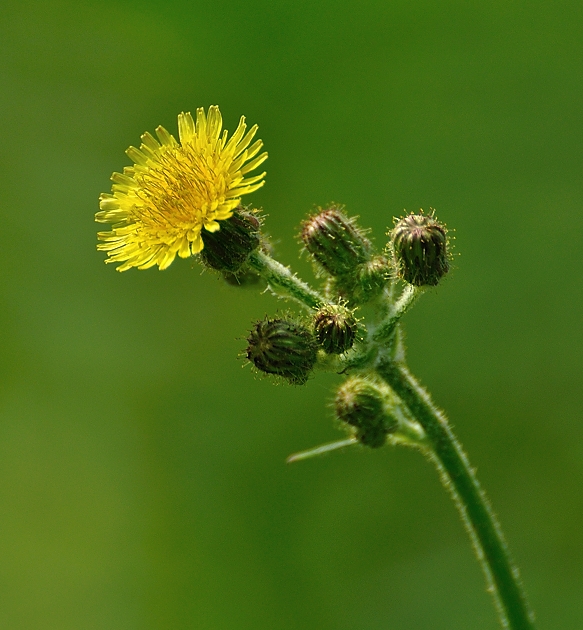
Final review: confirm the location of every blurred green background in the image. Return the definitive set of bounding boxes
[1,0,582,628]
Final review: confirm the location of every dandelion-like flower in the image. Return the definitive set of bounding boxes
[96,106,268,271]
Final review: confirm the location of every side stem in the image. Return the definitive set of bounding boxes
[248,250,325,310]
[376,360,535,630]
[372,285,424,345]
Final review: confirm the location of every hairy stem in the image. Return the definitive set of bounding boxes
[372,284,424,345]
[376,360,535,630]
[248,250,324,310]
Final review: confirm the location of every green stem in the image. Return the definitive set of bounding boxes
[286,437,358,463]
[248,250,325,310]
[376,360,535,630]
[372,285,424,345]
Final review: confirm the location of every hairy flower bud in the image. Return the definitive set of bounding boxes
[335,377,398,448]
[301,206,371,277]
[246,317,318,385]
[313,304,358,354]
[353,255,391,303]
[390,211,449,286]
[330,255,391,305]
[200,207,261,273]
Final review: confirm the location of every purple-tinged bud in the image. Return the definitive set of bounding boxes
[246,317,318,385]
[301,206,371,277]
[390,211,449,286]
[313,304,358,354]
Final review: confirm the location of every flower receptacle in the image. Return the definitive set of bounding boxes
[200,207,262,273]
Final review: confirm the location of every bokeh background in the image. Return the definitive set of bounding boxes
[1,1,582,628]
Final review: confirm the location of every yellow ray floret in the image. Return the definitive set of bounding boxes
[96,106,268,271]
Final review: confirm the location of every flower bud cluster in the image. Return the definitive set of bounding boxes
[234,202,450,456]
[246,305,358,385]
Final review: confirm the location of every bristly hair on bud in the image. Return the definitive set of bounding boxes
[313,304,358,354]
[389,209,449,287]
[200,206,262,273]
[334,376,399,448]
[331,255,392,305]
[354,255,392,303]
[245,317,319,385]
[300,205,372,277]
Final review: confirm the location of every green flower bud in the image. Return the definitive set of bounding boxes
[353,255,391,303]
[246,317,318,385]
[330,255,391,305]
[301,206,371,277]
[200,207,261,273]
[313,304,358,354]
[335,377,399,448]
[390,211,449,286]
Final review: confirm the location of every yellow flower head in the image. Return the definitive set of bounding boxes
[96,106,268,271]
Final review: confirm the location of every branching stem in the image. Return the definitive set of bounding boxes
[248,250,325,310]
[248,233,535,629]
[372,284,424,344]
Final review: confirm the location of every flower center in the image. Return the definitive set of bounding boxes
[133,145,232,233]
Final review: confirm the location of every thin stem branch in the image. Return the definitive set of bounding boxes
[248,250,325,310]
[372,285,424,345]
[376,360,535,630]
[287,437,358,463]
